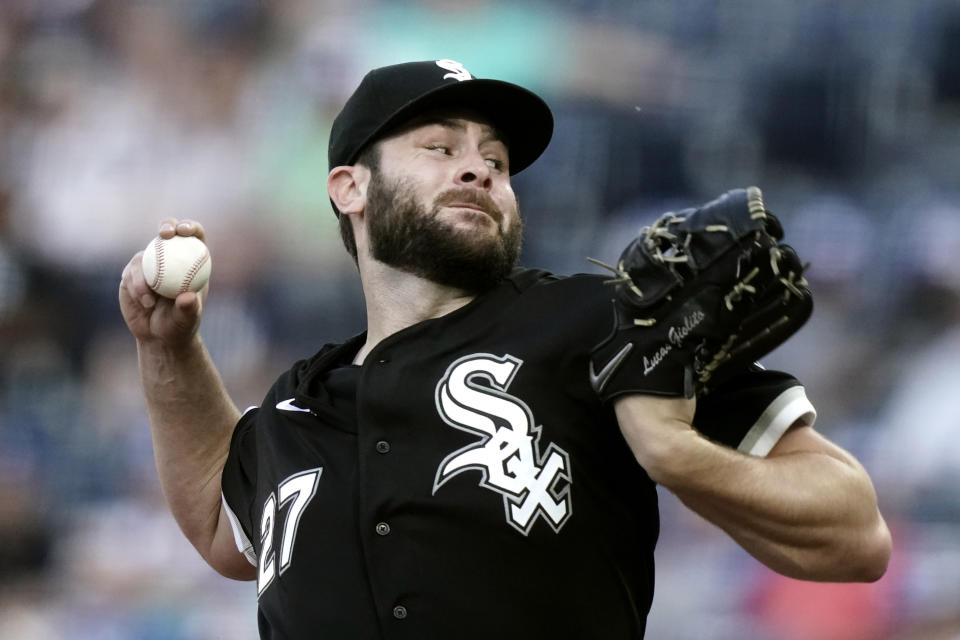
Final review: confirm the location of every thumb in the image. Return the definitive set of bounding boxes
[172,291,203,332]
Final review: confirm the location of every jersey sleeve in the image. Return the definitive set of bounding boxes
[693,367,816,457]
[221,406,260,567]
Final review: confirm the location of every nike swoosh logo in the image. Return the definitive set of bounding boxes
[275,398,312,413]
[589,343,634,394]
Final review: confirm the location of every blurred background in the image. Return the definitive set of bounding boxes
[1,0,959,638]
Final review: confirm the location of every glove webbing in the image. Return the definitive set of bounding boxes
[770,247,810,300]
[698,315,793,383]
[587,186,770,301]
[700,247,810,384]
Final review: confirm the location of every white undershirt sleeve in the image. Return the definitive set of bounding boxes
[737,386,817,457]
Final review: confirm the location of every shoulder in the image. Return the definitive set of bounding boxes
[492,267,617,340]
[506,267,610,294]
[502,268,614,315]
[265,334,366,403]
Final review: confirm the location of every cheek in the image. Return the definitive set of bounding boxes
[498,189,520,223]
[399,177,437,212]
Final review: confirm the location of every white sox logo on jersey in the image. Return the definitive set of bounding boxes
[433,354,573,535]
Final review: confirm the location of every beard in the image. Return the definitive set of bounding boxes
[365,171,523,293]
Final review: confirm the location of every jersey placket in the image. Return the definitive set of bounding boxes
[354,343,421,637]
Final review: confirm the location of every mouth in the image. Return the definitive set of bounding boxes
[446,203,489,214]
[435,189,504,224]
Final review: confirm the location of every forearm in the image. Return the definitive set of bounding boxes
[657,427,888,581]
[615,396,890,582]
[139,335,241,559]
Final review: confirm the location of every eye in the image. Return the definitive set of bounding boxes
[485,157,505,170]
[427,145,450,155]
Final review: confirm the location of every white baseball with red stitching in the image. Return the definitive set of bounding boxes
[141,235,212,299]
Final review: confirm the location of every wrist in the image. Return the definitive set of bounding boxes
[137,333,206,372]
[636,424,707,485]
[614,394,700,483]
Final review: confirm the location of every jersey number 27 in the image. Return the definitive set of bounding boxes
[258,467,322,596]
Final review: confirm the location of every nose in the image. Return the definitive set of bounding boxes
[454,150,493,190]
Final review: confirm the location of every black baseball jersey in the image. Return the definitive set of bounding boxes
[221,268,815,639]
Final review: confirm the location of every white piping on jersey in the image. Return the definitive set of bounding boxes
[738,386,816,457]
[222,493,257,567]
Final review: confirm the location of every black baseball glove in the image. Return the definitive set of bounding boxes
[588,186,812,400]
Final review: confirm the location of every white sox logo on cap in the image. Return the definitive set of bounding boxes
[436,59,473,82]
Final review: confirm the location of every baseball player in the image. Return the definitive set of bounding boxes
[119,60,891,638]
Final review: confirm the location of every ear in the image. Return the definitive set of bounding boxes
[328,165,371,216]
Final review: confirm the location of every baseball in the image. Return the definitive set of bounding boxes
[141,235,212,299]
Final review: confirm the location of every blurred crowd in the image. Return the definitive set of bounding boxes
[1,0,959,638]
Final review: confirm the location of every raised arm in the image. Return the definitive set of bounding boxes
[615,394,891,582]
[119,218,254,580]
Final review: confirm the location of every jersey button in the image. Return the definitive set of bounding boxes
[392,605,408,619]
[375,522,391,536]
[375,440,391,454]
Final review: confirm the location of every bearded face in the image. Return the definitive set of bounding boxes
[364,167,523,293]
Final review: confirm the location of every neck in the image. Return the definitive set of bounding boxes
[353,259,476,365]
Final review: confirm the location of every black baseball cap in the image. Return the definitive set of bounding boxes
[328,59,554,177]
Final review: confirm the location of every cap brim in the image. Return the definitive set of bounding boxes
[349,79,553,175]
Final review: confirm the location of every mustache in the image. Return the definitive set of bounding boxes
[434,188,503,223]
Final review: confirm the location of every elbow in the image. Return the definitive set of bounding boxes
[780,515,893,583]
[213,558,258,581]
[202,540,258,581]
[817,515,893,583]
[849,518,893,583]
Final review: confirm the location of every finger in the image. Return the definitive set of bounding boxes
[172,290,202,329]
[124,250,157,309]
[119,259,136,304]
[158,218,180,239]
[174,219,207,242]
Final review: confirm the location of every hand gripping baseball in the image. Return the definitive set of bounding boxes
[119,219,210,348]
[588,187,813,400]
